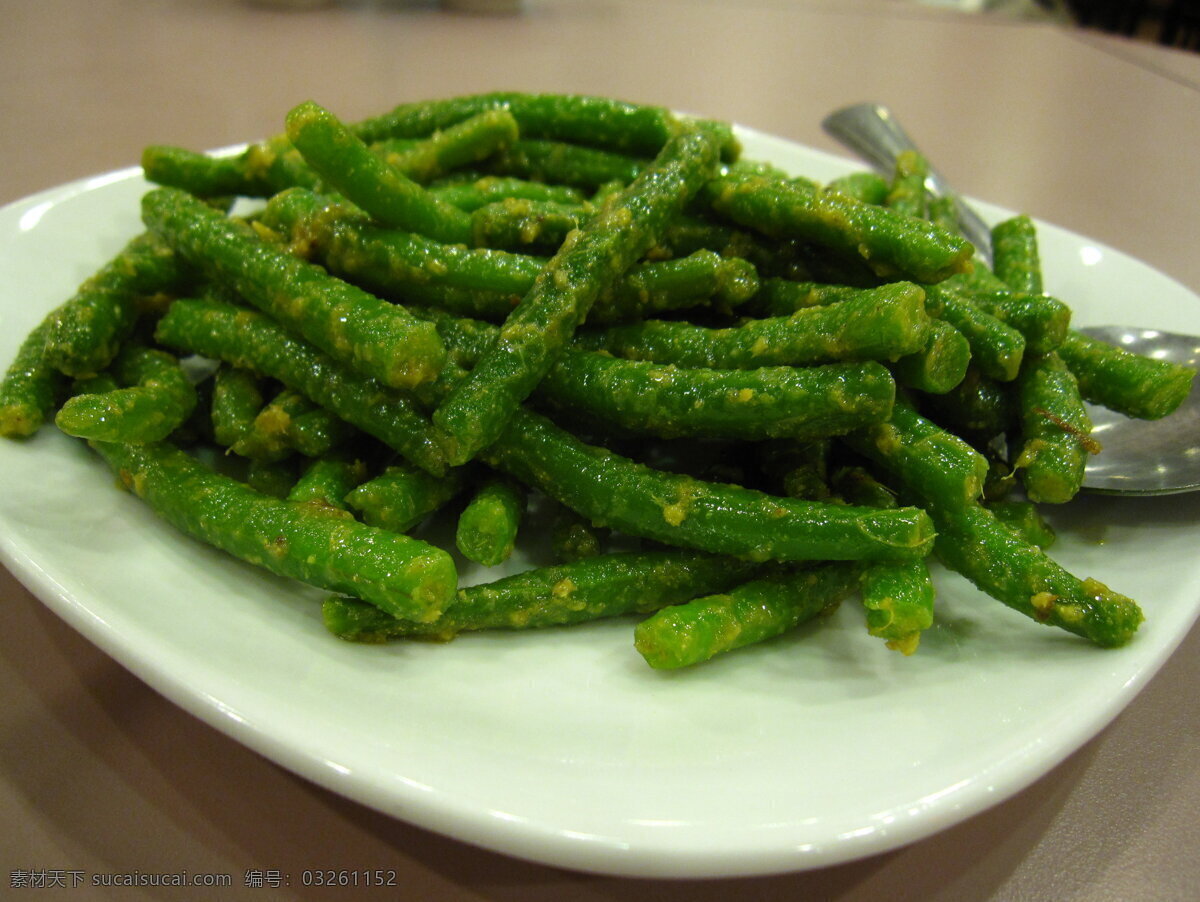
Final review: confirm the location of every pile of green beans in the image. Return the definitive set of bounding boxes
[5,92,1192,669]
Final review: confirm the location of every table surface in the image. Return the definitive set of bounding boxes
[3,1,1199,898]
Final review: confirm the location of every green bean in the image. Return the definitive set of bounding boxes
[481,139,646,190]
[0,320,66,438]
[549,500,605,563]
[702,170,973,283]
[346,464,467,534]
[373,108,520,184]
[844,395,989,511]
[90,440,456,622]
[432,122,724,466]
[143,136,320,198]
[354,92,739,160]
[963,289,1070,354]
[923,284,1025,381]
[210,366,265,448]
[153,298,449,476]
[992,215,1043,295]
[1055,329,1195,420]
[741,279,865,317]
[455,476,525,566]
[482,407,935,562]
[55,345,197,443]
[572,281,931,368]
[285,405,357,459]
[429,175,586,212]
[323,550,761,642]
[928,500,1142,647]
[142,145,272,197]
[885,150,929,220]
[596,250,759,322]
[245,456,299,499]
[287,456,368,511]
[919,365,1013,446]
[634,563,859,669]
[285,100,474,246]
[859,557,935,655]
[42,231,187,378]
[756,439,832,501]
[470,197,585,253]
[1013,352,1094,504]
[230,389,315,461]
[987,499,1056,549]
[890,318,972,395]
[825,171,889,205]
[831,464,899,510]
[537,353,896,441]
[141,187,446,390]
[264,189,755,324]
[261,187,542,294]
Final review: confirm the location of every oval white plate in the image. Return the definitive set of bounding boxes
[2,128,1200,879]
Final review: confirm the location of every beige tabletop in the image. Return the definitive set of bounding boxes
[3,0,1200,898]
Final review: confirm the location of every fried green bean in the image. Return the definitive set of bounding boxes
[374,108,520,184]
[1055,329,1195,420]
[987,499,1056,549]
[354,92,739,160]
[482,407,935,562]
[429,175,586,211]
[537,353,896,441]
[923,284,1025,382]
[859,558,935,655]
[480,139,646,190]
[919,365,1013,446]
[42,231,187,379]
[210,366,265,449]
[230,389,315,461]
[757,439,832,501]
[702,170,973,283]
[470,197,585,253]
[455,476,525,567]
[884,150,929,220]
[142,188,447,390]
[323,550,762,642]
[890,319,972,395]
[346,464,467,533]
[549,501,606,563]
[844,395,989,511]
[963,289,1070,355]
[928,500,1142,647]
[285,101,475,245]
[142,137,320,197]
[1013,352,1094,504]
[245,456,300,499]
[153,298,448,476]
[992,215,1043,295]
[433,122,724,466]
[0,320,66,438]
[572,281,931,368]
[287,456,368,511]
[634,563,859,669]
[54,345,198,443]
[285,405,357,459]
[90,440,456,622]
[825,171,889,205]
[263,189,755,324]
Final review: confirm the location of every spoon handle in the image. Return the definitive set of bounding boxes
[821,102,993,266]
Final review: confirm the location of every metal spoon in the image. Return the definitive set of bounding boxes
[821,102,1200,496]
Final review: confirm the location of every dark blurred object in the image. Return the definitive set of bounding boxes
[1067,0,1200,50]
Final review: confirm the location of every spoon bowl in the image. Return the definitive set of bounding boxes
[821,102,1200,496]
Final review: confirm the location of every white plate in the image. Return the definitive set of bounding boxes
[2,128,1200,879]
